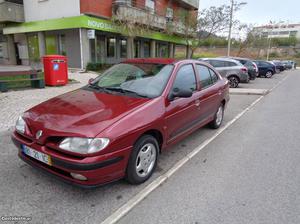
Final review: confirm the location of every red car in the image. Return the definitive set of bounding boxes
[11,59,229,187]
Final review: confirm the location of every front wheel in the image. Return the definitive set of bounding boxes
[265,71,273,78]
[228,76,239,88]
[126,135,159,185]
[209,104,224,129]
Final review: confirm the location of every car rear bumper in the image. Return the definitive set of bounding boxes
[11,131,132,187]
[248,71,257,80]
[239,73,250,83]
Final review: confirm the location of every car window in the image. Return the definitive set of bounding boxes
[93,63,174,98]
[209,60,225,68]
[240,60,246,65]
[255,61,262,66]
[196,64,213,89]
[245,61,253,67]
[224,61,237,67]
[209,69,219,83]
[172,64,196,92]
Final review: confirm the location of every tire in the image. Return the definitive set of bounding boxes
[265,70,273,78]
[228,76,239,88]
[126,135,159,185]
[209,104,224,129]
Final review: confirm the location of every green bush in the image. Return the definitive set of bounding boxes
[294,52,300,58]
[86,62,103,71]
[269,52,279,58]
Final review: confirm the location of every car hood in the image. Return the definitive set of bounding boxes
[24,88,150,138]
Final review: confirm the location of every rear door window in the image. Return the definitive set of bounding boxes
[209,60,225,68]
[209,69,219,84]
[224,61,237,67]
[196,64,213,89]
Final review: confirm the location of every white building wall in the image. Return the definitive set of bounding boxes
[24,0,80,22]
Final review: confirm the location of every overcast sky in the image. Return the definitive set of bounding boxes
[199,0,300,26]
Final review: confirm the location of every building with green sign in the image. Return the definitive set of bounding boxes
[0,0,199,68]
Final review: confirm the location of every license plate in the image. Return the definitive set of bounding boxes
[22,145,52,166]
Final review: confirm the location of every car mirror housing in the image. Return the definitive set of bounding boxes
[169,88,193,101]
[88,78,95,84]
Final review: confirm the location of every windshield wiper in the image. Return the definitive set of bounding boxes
[104,87,149,98]
[88,84,112,94]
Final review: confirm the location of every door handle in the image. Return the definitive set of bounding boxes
[218,90,222,95]
[195,100,200,107]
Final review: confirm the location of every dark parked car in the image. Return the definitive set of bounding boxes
[12,59,229,187]
[272,61,285,72]
[200,58,249,88]
[227,57,258,80]
[282,61,293,70]
[253,60,276,78]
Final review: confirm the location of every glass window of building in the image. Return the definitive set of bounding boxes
[120,39,127,58]
[58,34,66,56]
[107,37,116,57]
[134,40,141,58]
[144,41,150,58]
[90,39,96,63]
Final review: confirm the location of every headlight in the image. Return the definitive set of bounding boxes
[16,116,26,134]
[59,137,110,154]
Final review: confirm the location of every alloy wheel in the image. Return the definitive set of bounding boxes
[135,143,157,178]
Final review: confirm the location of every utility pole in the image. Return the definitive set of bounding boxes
[266,37,271,61]
[227,0,234,56]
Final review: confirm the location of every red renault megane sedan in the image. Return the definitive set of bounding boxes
[11,59,229,187]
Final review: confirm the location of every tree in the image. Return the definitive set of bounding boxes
[181,1,247,58]
[174,9,199,58]
[198,2,246,39]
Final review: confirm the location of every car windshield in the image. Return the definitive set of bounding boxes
[90,63,174,98]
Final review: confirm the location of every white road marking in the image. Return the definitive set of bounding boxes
[101,74,290,224]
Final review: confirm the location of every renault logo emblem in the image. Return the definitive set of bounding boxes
[36,130,43,139]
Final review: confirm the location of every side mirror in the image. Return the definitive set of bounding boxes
[88,78,95,84]
[169,88,193,101]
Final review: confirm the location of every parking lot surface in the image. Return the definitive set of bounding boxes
[119,70,300,224]
[0,70,295,224]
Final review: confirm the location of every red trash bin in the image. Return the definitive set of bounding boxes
[43,55,68,86]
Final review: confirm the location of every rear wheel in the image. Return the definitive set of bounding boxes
[228,76,239,88]
[126,135,159,185]
[209,104,224,129]
[265,71,273,78]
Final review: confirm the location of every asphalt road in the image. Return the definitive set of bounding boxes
[0,71,294,224]
[119,70,300,224]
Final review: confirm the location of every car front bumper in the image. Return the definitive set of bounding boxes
[11,131,132,188]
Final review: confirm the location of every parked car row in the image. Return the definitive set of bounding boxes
[199,57,294,88]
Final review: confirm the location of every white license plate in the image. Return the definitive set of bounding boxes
[22,145,52,166]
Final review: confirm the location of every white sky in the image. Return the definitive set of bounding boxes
[199,0,300,26]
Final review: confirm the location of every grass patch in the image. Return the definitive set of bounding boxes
[174,51,218,59]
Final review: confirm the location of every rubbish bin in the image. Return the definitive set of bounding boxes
[43,55,68,86]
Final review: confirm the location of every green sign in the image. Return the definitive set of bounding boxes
[3,15,187,45]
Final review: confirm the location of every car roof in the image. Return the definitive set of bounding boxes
[227,56,252,61]
[201,57,239,63]
[123,58,177,65]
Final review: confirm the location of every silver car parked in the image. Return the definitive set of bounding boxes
[199,58,249,88]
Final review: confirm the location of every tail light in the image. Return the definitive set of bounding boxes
[252,63,258,72]
[241,67,248,73]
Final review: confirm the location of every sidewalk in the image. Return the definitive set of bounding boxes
[0,71,98,131]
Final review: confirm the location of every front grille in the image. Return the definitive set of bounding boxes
[15,132,33,144]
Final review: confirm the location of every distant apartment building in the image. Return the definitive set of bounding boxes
[0,0,199,68]
[254,23,300,39]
